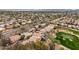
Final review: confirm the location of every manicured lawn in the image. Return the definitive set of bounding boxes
[56,32,79,50]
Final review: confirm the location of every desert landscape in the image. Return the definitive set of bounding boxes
[0,9,79,50]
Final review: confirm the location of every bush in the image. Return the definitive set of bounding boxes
[7,40,55,50]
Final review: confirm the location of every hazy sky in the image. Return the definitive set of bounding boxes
[0,0,78,9]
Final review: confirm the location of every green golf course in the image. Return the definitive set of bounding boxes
[56,31,79,50]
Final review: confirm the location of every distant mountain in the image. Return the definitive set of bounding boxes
[0,9,79,13]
